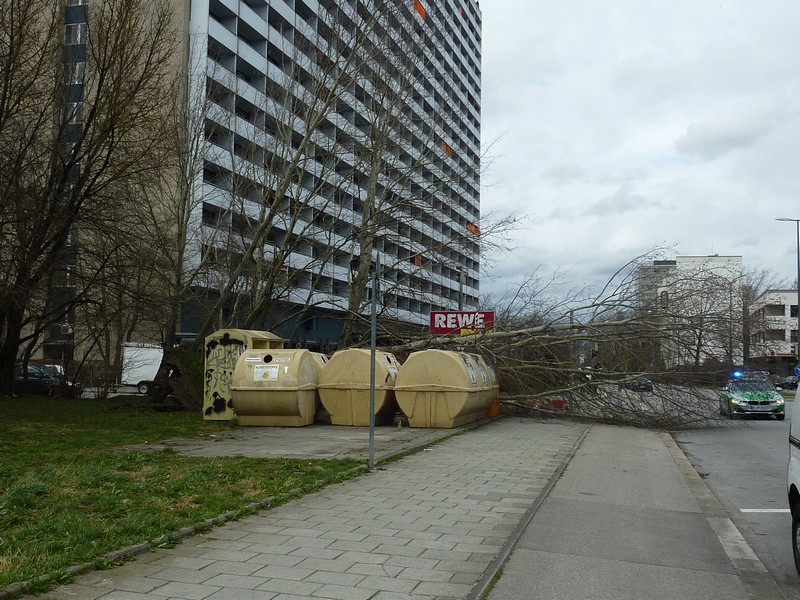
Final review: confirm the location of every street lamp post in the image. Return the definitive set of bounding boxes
[367,253,379,469]
[349,253,379,469]
[776,218,800,363]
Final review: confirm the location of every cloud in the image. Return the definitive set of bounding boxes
[580,186,666,218]
[675,112,773,159]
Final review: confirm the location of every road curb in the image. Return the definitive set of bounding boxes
[465,422,592,600]
[663,431,787,600]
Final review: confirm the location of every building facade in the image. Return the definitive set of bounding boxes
[637,255,744,368]
[750,289,799,372]
[182,0,483,347]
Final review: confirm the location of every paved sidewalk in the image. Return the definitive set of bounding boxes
[486,425,784,600]
[30,419,587,600]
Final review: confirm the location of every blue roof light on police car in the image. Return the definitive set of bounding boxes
[732,370,743,378]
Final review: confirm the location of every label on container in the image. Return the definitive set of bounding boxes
[253,364,279,381]
[244,356,261,362]
[273,357,291,363]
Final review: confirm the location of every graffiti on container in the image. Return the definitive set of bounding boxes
[203,333,246,417]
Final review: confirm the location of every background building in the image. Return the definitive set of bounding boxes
[636,255,743,368]
[749,289,799,374]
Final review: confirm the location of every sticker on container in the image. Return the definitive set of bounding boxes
[273,357,291,363]
[466,367,477,384]
[244,356,261,362]
[253,364,279,381]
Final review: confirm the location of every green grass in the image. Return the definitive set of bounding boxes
[0,397,366,590]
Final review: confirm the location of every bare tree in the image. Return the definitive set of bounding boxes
[0,0,179,393]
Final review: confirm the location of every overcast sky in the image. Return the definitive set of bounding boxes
[479,0,800,299]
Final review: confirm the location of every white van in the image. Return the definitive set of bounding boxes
[786,381,800,574]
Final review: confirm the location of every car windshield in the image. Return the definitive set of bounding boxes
[730,381,774,393]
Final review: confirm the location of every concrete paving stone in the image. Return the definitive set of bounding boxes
[384,556,440,570]
[255,578,323,596]
[149,556,217,570]
[242,542,300,554]
[390,530,442,542]
[288,546,344,559]
[371,544,425,558]
[205,588,277,600]
[355,575,418,593]
[304,571,367,587]
[360,535,408,547]
[453,543,501,554]
[273,594,325,600]
[249,566,315,580]
[345,563,404,578]
[269,518,316,528]
[150,567,221,584]
[310,523,361,534]
[395,567,452,583]
[242,553,307,567]
[303,515,355,526]
[413,580,475,597]
[351,525,401,537]
[418,549,473,562]
[273,527,326,538]
[237,533,294,545]
[326,540,381,553]
[404,538,457,551]
[200,574,272,589]
[433,560,485,574]
[202,528,252,541]
[370,593,433,600]
[232,525,285,535]
[91,592,165,600]
[197,549,260,563]
[310,583,375,600]
[197,561,266,577]
[295,557,358,572]
[160,544,214,558]
[196,539,253,552]
[38,584,108,599]
[149,580,223,599]
[335,551,391,565]
[320,531,370,542]
[449,572,479,585]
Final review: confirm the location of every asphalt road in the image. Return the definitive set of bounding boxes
[674,403,800,599]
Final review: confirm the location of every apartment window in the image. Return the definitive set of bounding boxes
[64,23,86,45]
[792,305,798,318]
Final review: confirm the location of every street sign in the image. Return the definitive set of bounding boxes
[795,364,800,377]
[430,311,494,335]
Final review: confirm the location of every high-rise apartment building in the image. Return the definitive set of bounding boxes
[182,0,483,347]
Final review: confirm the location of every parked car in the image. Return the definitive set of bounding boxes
[785,383,800,574]
[13,363,82,398]
[784,376,799,390]
[618,376,654,392]
[719,378,784,420]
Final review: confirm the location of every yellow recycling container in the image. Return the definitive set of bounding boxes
[231,349,319,426]
[318,348,401,426]
[203,329,284,421]
[394,350,498,428]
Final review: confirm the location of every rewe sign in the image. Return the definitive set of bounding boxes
[430,311,494,335]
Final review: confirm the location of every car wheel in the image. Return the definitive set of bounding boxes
[793,509,800,575]
[777,414,786,421]
[137,382,151,395]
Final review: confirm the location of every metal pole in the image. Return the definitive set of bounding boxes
[796,220,800,362]
[368,253,379,469]
[777,218,800,364]
[458,266,464,310]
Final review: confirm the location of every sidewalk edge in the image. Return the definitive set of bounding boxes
[663,431,787,600]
